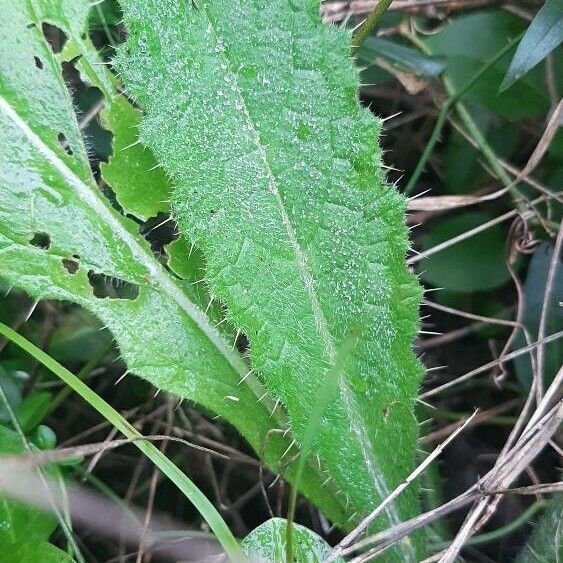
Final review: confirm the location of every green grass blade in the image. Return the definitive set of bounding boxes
[285,330,359,562]
[0,321,244,561]
[500,0,563,92]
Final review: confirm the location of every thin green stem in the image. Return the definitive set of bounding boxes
[286,331,359,563]
[352,0,393,53]
[452,101,512,188]
[404,32,524,195]
[0,322,244,562]
[95,3,117,48]
[432,501,546,550]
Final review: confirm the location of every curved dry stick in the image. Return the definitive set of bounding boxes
[322,0,511,22]
[437,367,563,563]
[537,221,563,394]
[1,435,231,467]
[420,330,563,399]
[408,194,550,265]
[422,299,517,327]
[493,213,538,387]
[347,397,562,562]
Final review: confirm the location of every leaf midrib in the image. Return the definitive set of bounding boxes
[199,3,409,543]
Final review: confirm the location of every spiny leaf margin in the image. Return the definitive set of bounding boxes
[117,0,423,556]
[0,0,346,529]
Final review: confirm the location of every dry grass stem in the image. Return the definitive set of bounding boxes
[421,330,563,398]
[329,412,478,560]
[536,222,563,393]
[408,195,551,265]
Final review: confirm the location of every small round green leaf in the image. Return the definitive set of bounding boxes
[31,424,57,450]
[242,518,343,563]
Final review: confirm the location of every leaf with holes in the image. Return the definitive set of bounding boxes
[117,0,423,556]
[60,29,226,326]
[0,0,346,530]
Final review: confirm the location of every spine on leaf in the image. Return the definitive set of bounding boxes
[117,0,423,557]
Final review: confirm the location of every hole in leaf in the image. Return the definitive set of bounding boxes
[57,132,73,155]
[27,23,36,29]
[41,22,68,54]
[235,332,250,355]
[77,86,113,164]
[141,213,178,260]
[87,271,139,300]
[29,232,51,250]
[61,58,113,168]
[34,56,43,69]
[62,257,79,274]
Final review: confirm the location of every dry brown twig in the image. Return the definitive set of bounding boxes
[407,186,511,212]
[86,425,119,475]
[408,194,555,265]
[488,482,563,496]
[448,116,563,206]
[517,99,563,183]
[492,213,539,387]
[136,399,175,563]
[441,366,562,561]
[419,322,486,349]
[0,434,231,467]
[420,329,563,399]
[418,301,516,350]
[421,399,520,445]
[536,221,563,395]
[321,0,528,22]
[423,300,517,327]
[438,378,562,562]
[336,368,562,561]
[327,412,478,561]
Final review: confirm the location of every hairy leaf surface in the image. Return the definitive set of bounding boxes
[515,495,563,562]
[242,518,344,562]
[118,0,423,554]
[0,0,345,526]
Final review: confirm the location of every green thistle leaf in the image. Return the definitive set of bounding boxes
[117,0,423,556]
